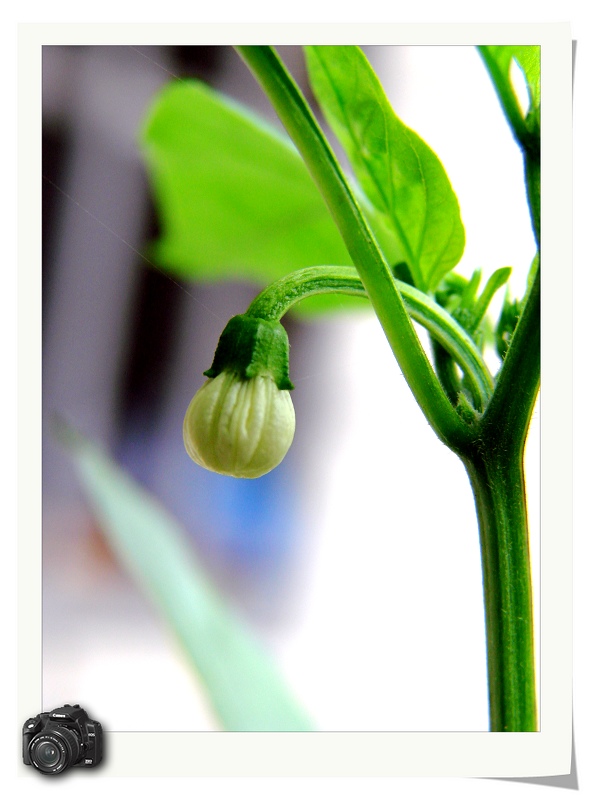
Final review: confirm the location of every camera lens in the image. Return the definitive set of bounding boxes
[30,728,81,775]
[35,741,61,768]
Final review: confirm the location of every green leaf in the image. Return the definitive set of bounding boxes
[470,267,512,335]
[140,80,361,315]
[61,425,314,732]
[304,45,465,293]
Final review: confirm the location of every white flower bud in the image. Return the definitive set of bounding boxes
[183,370,296,479]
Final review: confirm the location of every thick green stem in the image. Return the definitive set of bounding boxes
[468,266,540,731]
[470,52,539,728]
[463,448,537,731]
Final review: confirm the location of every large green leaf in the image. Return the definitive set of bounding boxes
[63,427,314,731]
[304,45,465,293]
[140,79,363,314]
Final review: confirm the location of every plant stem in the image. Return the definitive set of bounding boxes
[525,151,540,247]
[472,50,540,728]
[467,266,540,731]
[482,267,540,439]
[462,448,537,731]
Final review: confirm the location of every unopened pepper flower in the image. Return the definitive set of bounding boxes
[183,314,295,479]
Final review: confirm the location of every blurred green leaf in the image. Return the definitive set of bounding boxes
[63,426,314,731]
[140,79,364,315]
[304,45,465,293]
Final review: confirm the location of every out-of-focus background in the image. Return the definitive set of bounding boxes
[42,45,539,732]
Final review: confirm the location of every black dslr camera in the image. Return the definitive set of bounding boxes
[23,704,103,775]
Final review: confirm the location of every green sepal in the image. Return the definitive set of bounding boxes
[204,314,294,391]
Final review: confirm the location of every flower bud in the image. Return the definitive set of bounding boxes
[183,315,296,479]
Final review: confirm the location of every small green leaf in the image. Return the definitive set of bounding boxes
[470,267,512,335]
[140,80,361,315]
[61,425,314,731]
[304,45,465,293]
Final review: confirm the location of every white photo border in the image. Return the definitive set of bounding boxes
[18,21,572,778]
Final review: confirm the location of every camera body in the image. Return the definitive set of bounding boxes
[23,704,103,775]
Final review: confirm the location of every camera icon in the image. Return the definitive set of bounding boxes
[22,704,103,775]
